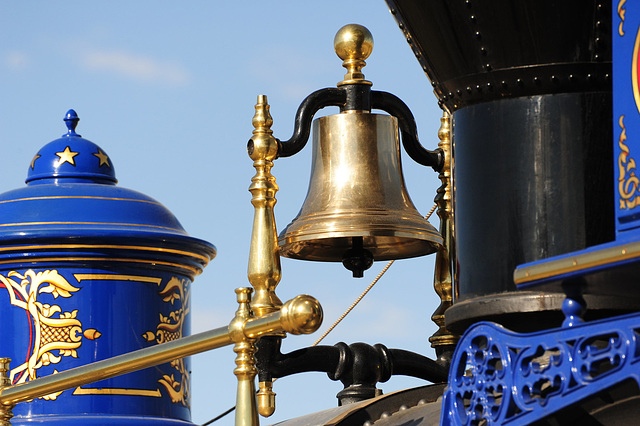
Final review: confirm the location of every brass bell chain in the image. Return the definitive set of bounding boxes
[312,203,439,347]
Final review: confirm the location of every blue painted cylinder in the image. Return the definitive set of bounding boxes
[0,110,216,424]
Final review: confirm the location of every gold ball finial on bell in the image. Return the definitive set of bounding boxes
[334,24,373,86]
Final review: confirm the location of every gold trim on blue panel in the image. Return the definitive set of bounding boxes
[72,386,162,397]
[0,244,211,264]
[514,240,640,285]
[0,221,181,232]
[0,195,164,206]
[74,274,163,284]
[0,257,202,276]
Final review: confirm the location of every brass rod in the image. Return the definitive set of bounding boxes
[0,292,322,408]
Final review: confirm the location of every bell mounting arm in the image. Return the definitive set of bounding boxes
[371,90,444,171]
[273,24,443,173]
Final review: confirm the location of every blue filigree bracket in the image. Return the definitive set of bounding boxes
[440,312,640,425]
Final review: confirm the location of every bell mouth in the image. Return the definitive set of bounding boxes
[278,209,443,262]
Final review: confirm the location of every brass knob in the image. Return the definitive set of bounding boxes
[334,24,373,86]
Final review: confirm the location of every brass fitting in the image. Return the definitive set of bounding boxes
[0,358,13,426]
[334,24,373,86]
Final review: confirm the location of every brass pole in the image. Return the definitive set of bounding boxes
[247,95,283,417]
[230,288,259,426]
[429,111,459,366]
[0,292,322,410]
[247,94,283,318]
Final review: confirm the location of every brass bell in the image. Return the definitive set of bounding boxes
[278,111,443,277]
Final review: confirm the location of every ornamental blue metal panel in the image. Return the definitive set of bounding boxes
[440,311,640,425]
[0,110,216,425]
[614,2,640,237]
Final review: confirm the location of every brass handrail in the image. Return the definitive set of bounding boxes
[0,291,322,425]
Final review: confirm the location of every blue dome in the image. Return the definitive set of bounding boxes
[27,110,117,184]
[0,109,215,274]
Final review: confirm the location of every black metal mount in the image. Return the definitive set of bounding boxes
[275,83,444,172]
[256,336,448,406]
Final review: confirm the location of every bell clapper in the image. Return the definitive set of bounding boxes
[342,237,374,278]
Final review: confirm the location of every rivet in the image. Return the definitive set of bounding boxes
[475,31,482,40]
[480,47,487,56]
[456,89,462,96]
[568,74,575,81]
[466,86,472,93]
[486,82,493,90]
[533,77,540,85]
[398,22,405,30]
[551,75,558,83]
[470,15,477,23]
[501,80,507,87]
[381,412,391,419]
[448,92,454,98]
[476,85,481,91]
[390,8,397,14]
[485,64,492,71]
[517,78,523,86]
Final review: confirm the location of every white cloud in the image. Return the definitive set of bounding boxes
[4,51,29,71]
[81,49,190,86]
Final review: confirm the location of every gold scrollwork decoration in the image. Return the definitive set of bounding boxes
[142,276,191,407]
[618,115,640,209]
[1,269,101,400]
[619,0,627,36]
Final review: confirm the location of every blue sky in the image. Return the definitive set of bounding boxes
[1,2,444,424]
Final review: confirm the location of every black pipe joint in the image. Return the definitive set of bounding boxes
[255,337,449,406]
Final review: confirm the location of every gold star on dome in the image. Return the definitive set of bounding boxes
[93,149,110,168]
[30,153,41,170]
[55,146,79,166]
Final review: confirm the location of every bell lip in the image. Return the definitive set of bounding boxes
[278,230,442,262]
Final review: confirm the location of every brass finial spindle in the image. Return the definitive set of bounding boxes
[229,288,259,426]
[0,358,13,426]
[429,111,459,367]
[247,95,283,318]
[248,95,282,417]
[334,24,373,86]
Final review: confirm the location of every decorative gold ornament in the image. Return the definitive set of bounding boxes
[334,24,373,86]
[54,146,79,166]
[142,276,191,406]
[1,269,101,400]
[617,115,640,209]
[92,149,111,167]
